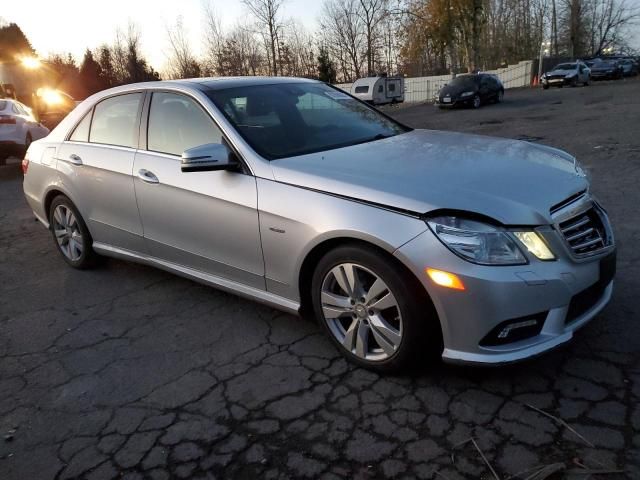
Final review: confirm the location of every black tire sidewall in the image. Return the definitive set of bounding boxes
[311,244,440,372]
[48,196,97,269]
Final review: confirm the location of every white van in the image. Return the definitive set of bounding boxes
[350,76,404,105]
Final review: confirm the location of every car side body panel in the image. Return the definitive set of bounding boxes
[256,177,428,301]
[133,150,265,289]
[55,141,146,252]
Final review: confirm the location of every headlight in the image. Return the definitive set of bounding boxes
[427,216,527,265]
[460,91,474,97]
[513,232,555,260]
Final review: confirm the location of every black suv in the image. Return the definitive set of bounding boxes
[435,74,504,109]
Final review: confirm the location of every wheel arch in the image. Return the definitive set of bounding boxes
[43,186,78,226]
[297,235,439,327]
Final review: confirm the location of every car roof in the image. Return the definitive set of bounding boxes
[123,76,321,93]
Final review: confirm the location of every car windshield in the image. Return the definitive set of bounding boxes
[448,76,478,88]
[554,63,576,70]
[206,83,409,160]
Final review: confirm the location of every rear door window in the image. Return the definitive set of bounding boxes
[147,92,222,156]
[89,93,142,148]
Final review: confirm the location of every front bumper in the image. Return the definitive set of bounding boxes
[591,71,617,79]
[542,76,575,87]
[435,96,474,107]
[394,217,615,366]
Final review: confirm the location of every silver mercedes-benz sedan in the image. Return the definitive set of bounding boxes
[23,77,616,371]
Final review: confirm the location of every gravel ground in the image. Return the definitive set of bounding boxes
[0,78,639,480]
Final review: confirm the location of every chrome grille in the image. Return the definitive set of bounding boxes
[558,206,608,256]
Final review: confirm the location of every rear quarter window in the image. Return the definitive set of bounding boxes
[69,111,93,142]
[354,85,369,94]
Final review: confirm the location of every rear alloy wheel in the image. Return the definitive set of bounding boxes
[49,196,99,269]
[472,95,481,109]
[311,245,441,372]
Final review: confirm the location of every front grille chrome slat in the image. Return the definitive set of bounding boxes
[556,201,610,257]
[560,216,590,233]
[565,227,594,243]
[572,236,604,251]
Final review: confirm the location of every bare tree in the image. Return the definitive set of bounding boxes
[242,0,285,75]
[202,0,224,75]
[358,0,389,75]
[588,0,640,55]
[320,0,365,81]
[164,16,202,79]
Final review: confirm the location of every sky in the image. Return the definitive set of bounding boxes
[4,0,640,72]
[2,0,323,72]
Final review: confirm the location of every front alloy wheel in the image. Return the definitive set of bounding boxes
[472,95,481,108]
[311,244,442,372]
[321,263,402,362]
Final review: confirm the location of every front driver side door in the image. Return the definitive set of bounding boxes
[133,91,265,289]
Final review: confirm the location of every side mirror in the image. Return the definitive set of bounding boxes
[181,143,238,173]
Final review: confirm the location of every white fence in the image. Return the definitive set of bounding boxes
[336,60,533,103]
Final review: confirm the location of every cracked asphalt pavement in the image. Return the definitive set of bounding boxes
[1,78,639,479]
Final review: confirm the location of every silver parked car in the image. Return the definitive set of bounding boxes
[541,61,591,88]
[23,78,616,371]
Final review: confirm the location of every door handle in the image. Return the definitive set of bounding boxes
[137,169,159,184]
[65,154,83,166]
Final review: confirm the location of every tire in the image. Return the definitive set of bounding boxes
[496,90,504,103]
[48,195,100,269]
[311,244,442,372]
[472,95,481,109]
[584,78,590,86]
[542,84,549,90]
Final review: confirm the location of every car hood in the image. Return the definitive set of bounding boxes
[439,84,477,97]
[270,129,588,225]
[546,69,576,77]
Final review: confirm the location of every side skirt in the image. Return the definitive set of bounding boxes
[92,242,301,316]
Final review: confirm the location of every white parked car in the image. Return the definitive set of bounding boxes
[0,98,49,162]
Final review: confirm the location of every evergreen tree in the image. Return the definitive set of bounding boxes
[317,46,337,83]
[0,23,36,61]
[79,49,106,97]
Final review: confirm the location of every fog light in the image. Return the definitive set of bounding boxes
[426,268,465,290]
[479,313,546,346]
[497,319,539,339]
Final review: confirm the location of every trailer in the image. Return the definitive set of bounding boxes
[350,75,404,105]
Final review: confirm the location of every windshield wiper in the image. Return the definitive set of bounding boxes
[351,133,393,147]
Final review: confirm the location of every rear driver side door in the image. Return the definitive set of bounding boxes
[56,92,145,252]
[133,91,265,289]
